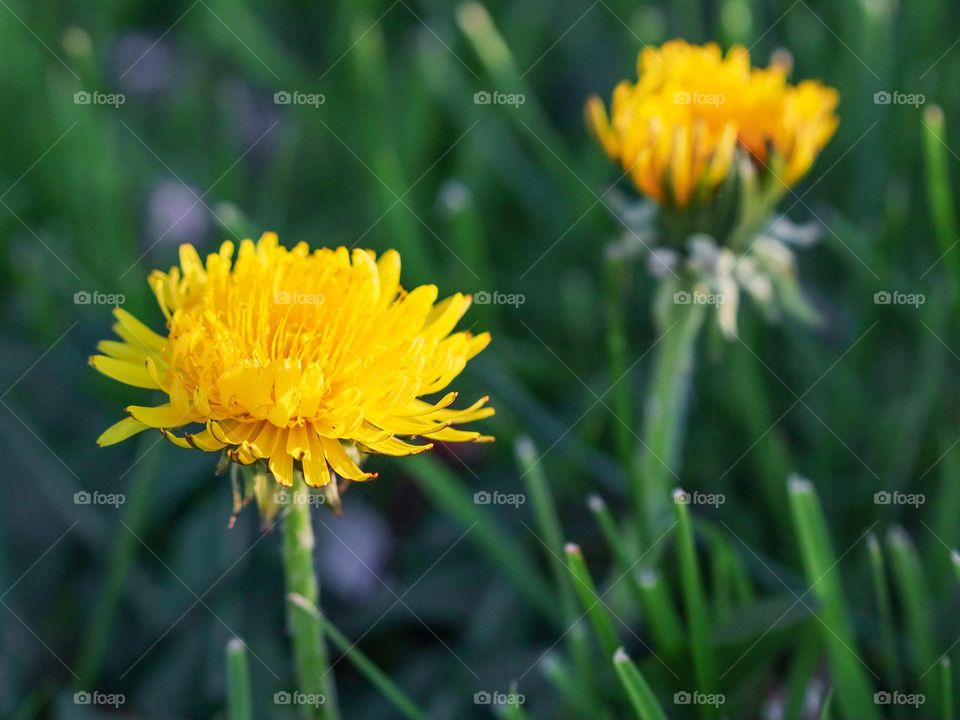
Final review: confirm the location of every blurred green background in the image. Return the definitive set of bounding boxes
[2,0,960,717]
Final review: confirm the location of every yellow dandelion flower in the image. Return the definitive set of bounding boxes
[91,232,494,488]
[586,39,838,209]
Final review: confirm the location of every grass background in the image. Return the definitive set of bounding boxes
[1,0,960,717]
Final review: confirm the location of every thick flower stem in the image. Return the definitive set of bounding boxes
[636,293,705,545]
[282,478,339,720]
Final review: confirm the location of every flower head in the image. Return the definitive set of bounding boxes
[587,39,838,208]
[91,233,494,488]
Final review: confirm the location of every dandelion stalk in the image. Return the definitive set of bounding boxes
[290,594,429,720]
[283,475,339,720]
[636,299,705,542]
[226,638,253,720]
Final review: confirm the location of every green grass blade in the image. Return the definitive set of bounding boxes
[942,658,954,720]
[290,594,430,720]
[612,648,669,720]
[226,638,253,720]
[787,476,880,720]
[819,690,834,720]
[673,488,718,718]
[564,543,619,658]
[517,436,577,623]
[587,494,635,572]
[541,652,607,720]
[922,105,960,292]
[635,568,685,663]
[887,526,939,706]
[866,534,901,692]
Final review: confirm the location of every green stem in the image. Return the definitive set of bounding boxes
[637,295,705,544]
[290,594,429,720]
[282,477,339,720]
[226,638,253,720]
